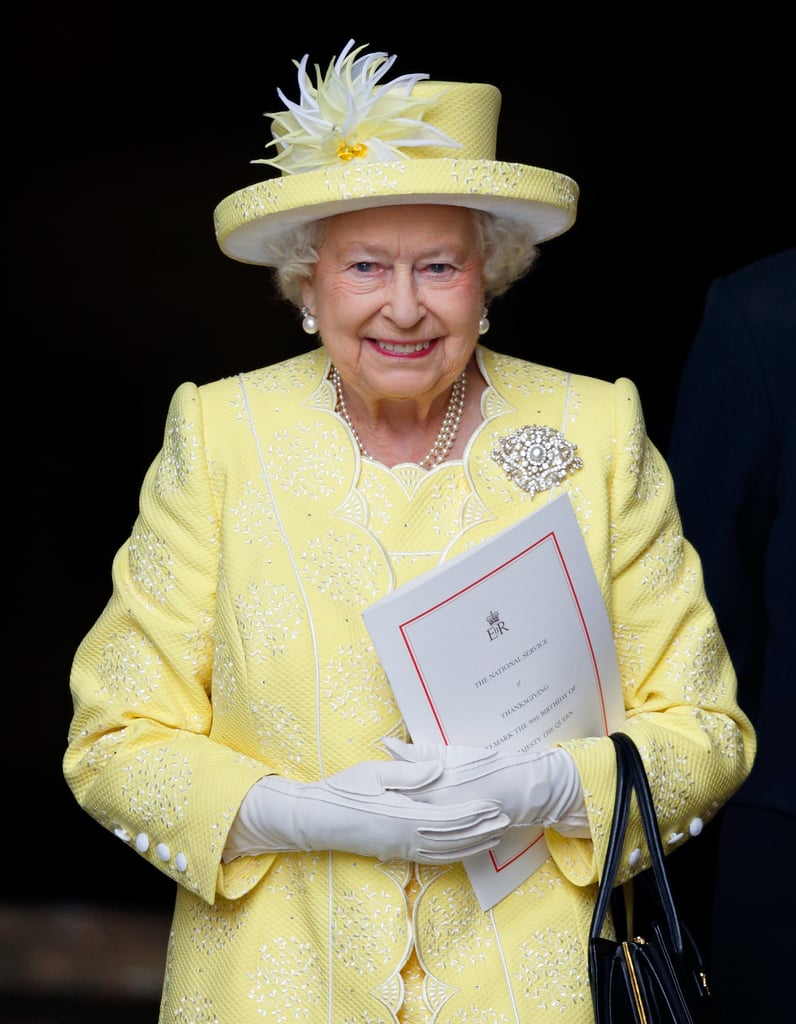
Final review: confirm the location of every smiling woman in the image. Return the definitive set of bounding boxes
[62,36,755,1024]
[299,205,486,467]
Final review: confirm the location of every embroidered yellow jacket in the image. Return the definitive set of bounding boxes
[65,346,755,1023]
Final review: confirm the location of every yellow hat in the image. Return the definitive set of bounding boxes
[214,40,579,266]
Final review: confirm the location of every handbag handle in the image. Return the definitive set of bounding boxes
[589,732,685,954]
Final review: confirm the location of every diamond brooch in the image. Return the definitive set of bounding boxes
[491,425,583,495]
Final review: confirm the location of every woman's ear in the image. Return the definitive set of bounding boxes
[300,278,315,313]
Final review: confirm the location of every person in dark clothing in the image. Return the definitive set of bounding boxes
[667,246,796,1023]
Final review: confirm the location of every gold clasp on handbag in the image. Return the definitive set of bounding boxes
[621,941,649,1024]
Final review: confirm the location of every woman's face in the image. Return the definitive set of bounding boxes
[301,204,485,405]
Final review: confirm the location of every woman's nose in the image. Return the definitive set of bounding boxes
[383,269,425,327]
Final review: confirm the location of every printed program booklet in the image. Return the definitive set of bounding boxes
[362,493,624,910]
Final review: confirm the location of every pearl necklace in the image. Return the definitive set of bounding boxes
[330,366,467,470]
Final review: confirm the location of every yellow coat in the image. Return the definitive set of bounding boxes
[65,345,754,1022]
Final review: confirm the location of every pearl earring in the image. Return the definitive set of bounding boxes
[301,306,318,335]
[478,307,490,336]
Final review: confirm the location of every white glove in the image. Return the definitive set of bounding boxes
[382,737,590,837]
[223,758,511,864]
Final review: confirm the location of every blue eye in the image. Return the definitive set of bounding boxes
[354,262,377,273]
[427,263,449,274]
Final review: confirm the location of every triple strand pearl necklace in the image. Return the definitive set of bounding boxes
[330,366,467,470]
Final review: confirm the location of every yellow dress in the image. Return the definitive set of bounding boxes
[352,455,476,1024]
[64,345,755,1023]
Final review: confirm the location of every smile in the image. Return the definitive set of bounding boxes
[375,341,433,353]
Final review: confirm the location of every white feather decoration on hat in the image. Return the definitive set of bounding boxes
[255,39,462,175]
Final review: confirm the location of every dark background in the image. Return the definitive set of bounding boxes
[6,4,794,998]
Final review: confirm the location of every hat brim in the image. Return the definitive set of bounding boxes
[214,158,578,266]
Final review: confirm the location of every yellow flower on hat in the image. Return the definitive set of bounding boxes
[255,38,462,175]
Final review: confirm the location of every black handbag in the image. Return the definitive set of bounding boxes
[588,731,716,1023]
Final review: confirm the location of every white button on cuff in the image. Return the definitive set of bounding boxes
[114,828,131,843]
[668,832,684,844]
[629,847,641,868]
[689,818,704,837]
[175,852,188,872]
[156,843,171,862]
[135,833,150,853]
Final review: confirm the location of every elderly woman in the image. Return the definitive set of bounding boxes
[64,40,754,1024]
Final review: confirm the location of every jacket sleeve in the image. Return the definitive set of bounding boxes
[546,376,756,887]
[63,381,273,904]
[667,274,774,710]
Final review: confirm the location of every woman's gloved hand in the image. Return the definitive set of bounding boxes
[223,758,511,863]
[381,737,590,837]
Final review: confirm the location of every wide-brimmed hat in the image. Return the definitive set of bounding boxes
[214,40,579,266]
